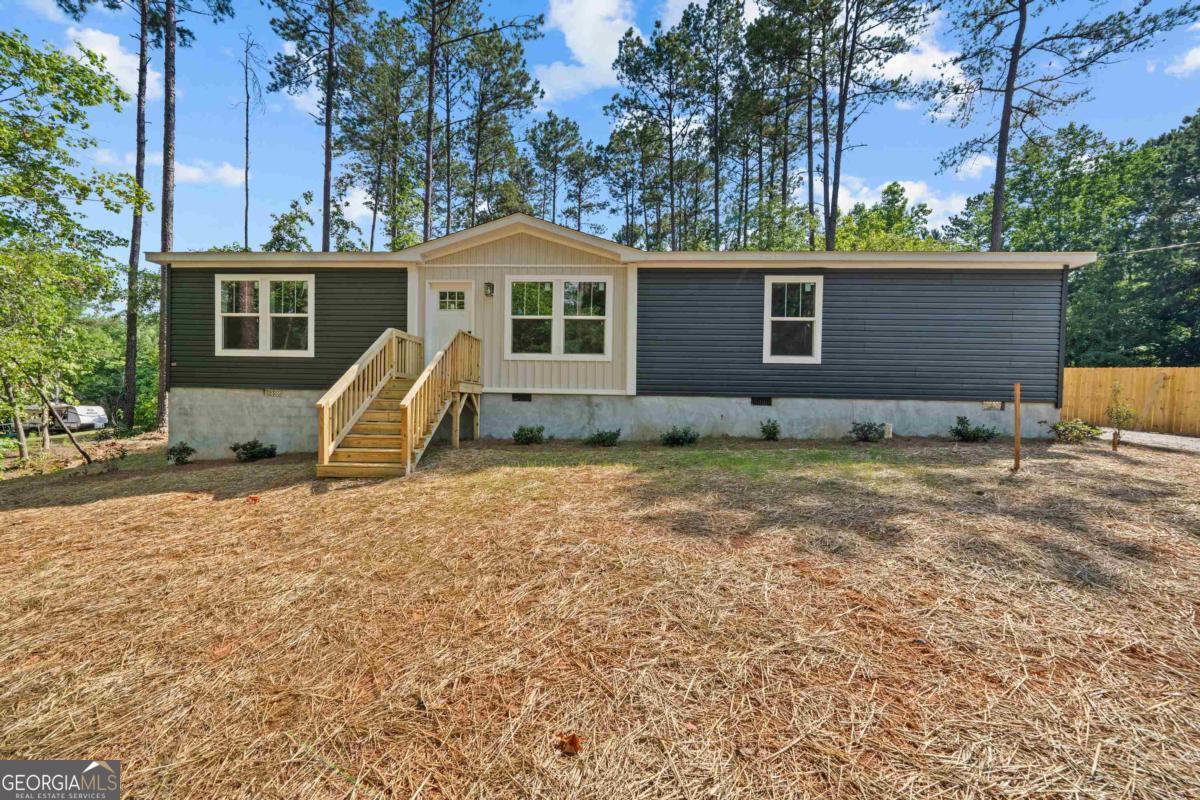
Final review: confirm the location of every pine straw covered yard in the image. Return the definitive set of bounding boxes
[1,438,1198,799]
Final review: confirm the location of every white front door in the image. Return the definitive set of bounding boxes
[425,281,474,359]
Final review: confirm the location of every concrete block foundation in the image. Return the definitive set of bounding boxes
[480,393,1058,441]
[169,387,323,460]
[169,387,1060,460]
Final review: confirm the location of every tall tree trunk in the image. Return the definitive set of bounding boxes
[443,49,452,236]
[368,151,382,251]
[157,0,175,431]
[667,110,677,250]
[828,2,861,252]
[781,87,791,226]
[41,404,50,449]
[469,110,483,228]
[711,70,721,250]
[991,0,1028,252]
[806,38,815,250]
[119,0,149,430]
[2,375,28,462]
[320,9,336,252]
[243,34,251,250]
[820,27,832,251]
[422,8,438,242]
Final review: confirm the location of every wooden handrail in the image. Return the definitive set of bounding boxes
[315,328,424,465]
[398,330,482,473]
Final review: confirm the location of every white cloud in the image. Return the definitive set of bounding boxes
[1164,23,1200,77]
[534,0,639,104]
[954,153,995,181]
[659,0,690,27]
[839,175,968,228]
[93,147,120,166]
[1165,46,1200,77]
[660,0,761,29]
[883,11,960,84]
[342,186,374,223]
[176,160,244,187]
[66,26,163,101]
[287,84,323,116]
[23,0,65,22]
[91,148,242,186]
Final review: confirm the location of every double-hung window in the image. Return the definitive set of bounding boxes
[215,274,314,357]
[763,275,822,364]
[506,276,611,360]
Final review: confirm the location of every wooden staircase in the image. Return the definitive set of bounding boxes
[315,329,482,479]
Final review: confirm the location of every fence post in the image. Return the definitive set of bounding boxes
[1013,382,1022,472]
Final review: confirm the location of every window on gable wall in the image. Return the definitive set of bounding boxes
[215,274,314,357]
[763,276,822,364]
[507,276,611,360]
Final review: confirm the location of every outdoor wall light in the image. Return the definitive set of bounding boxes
[484,282,495,297]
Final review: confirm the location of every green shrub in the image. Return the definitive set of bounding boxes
[949,416,999,443]
[230,439,277,462]
[167,441,196,465]
[660,425,699,447]
[1105,383,1137,431]
[512,425,545,445]
[760,419,780,441]
[1046,418,1102,444]
[584,428,620,447]
[850,421,886,442]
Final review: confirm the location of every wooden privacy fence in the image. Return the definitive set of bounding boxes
[1061,367,1200,436]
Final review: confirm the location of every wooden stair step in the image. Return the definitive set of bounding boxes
[369,398,404,411]
[361,409,404,422]
[349,421,403,435]
[341,433,405,448]
[331,447,405,463]
[317,462,407,478]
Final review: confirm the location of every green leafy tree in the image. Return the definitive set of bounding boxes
[269,0,370,252]
[936,0,1200,251]
[528,111,581,225]
[1,32,135,456]
[261,192,316,252]
[563,142,606,233]
[837,182,950,251]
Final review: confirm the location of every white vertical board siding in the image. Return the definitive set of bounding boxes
[423,234,628,393]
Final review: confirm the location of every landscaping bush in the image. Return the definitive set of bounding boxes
[167,441,196,465]
[512,425,545,445]
[583,428,620,447]
[230,439,277,462]
[949,416,999,443]
[760,419,780,441]
[1046,418,1102,444]
[660,425,699,447]
[850,421,886,442]
[1105,382,1138,451]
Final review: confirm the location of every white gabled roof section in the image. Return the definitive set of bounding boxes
[404,213,642,262]
[146,213,1097,269]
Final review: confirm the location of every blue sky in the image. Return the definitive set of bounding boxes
[11,0,1200,267]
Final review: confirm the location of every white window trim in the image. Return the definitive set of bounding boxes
[763,275,822,364]
[504,275,613,362]
[214,273,315,357]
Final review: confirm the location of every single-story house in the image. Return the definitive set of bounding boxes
[147,213,1096,476]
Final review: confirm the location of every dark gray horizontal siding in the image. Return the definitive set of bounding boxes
[637,269,1063,402]
[170,267,407,390]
